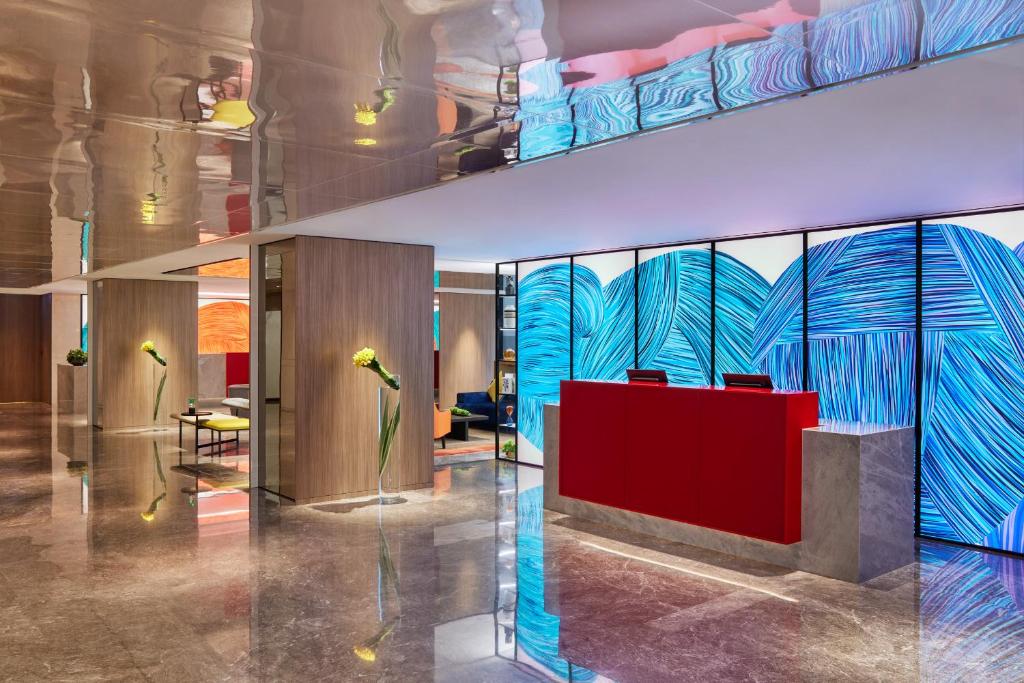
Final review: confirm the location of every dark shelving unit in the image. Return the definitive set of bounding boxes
[495,264,518,463]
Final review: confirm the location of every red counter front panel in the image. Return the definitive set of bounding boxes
[559,380,818,544]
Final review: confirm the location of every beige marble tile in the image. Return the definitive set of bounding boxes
[3,403,1024,681]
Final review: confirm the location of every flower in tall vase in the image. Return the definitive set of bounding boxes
[353,347,400,390]
[353,347,403,504]
[141,340,168,424]
[141,340,167,366]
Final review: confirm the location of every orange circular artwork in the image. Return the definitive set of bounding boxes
[198,301,250,354]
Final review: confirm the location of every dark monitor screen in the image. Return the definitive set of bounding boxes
[627,368,668,384]
[722,373,774,389]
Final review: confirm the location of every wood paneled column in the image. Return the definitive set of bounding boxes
[266,236,433,503]
[91,279,197,429]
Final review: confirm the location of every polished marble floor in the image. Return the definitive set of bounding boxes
[4,403,1024,681]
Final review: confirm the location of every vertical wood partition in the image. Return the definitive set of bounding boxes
[291,237,433,503]
[92,279,197,429]
[438,289,495,410]
[0,293,51,403]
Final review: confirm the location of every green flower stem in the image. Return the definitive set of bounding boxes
[368,358,400,390]
[379,394,401,476]
[153,368,167,423]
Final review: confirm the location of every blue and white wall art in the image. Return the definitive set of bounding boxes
[515,209,1024,554]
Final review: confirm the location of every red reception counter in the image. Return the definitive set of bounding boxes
[558,380,819,544]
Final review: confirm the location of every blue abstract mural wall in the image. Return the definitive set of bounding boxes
[518,258,570,467]
[808,224,917,426]
[920,214,1024,552]
[514,209,1024,555]
[638,245,712,385]
[715,234,804,389]
[573,251,635,381]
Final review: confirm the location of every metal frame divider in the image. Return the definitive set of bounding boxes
[915,220,924,537]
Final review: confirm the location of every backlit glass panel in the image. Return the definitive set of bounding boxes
[637,244,712,385]
[572,251,635,381]
[714,234,804,388]
[518,258,570,466]
[807,223,916,425]
[921,210,1024,552]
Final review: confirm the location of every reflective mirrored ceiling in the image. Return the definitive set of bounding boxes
[2,0,1023,287]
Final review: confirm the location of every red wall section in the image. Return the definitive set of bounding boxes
[559,380,818,544]
[225,352,250,394]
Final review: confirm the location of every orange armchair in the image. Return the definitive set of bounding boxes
[434,403,452,448]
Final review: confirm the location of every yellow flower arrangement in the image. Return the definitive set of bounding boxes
[353,347,399,391]
[353,346,401,482]
[352,645,375,663]
[354,103,377,127]
[353,347,376,367]
[140,492,165,522]
[353,621,396,663]
[140,340,168,422]
[140,340,166,366]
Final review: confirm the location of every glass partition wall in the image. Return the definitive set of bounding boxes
[495,263,518,462]
[502,207,1024,557]
[714,234,804,390]
[572,251,635,381]
[259,240,295,499]
[920,213,1024,552]
[807,224,917,426]
[637,244,712,385]
[513,258,570,467]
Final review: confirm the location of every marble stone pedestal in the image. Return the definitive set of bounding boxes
[544,403,915,583]
[57,363,88,417]
[802,422,916,582]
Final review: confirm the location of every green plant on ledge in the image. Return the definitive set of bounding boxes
[449,406,471,417]
[501,439,516,458]
[66,348,87,366]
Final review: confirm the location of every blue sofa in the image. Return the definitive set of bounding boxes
[455,391,516,430]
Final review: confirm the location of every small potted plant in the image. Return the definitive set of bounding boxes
[66,348,87,366]
[501,439,516,459]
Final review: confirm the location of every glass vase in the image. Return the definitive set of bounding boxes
[377,380,402,505]
[151,364,169,431]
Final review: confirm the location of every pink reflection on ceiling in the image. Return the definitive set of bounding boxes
[561,0,819,87]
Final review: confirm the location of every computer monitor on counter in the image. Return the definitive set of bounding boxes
[626,369,668,384]
[722,373,774,389]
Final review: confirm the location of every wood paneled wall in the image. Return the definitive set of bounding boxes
[92,279,197,429]
[291,237,433,503]
[0,294,51,403]
[438,291,495,410]
[438,271,493,290]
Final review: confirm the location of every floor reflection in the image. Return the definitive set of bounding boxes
[5,403,1024,680]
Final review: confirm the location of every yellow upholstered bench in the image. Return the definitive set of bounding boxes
[201,417,249,456]
[203,417,250,431]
